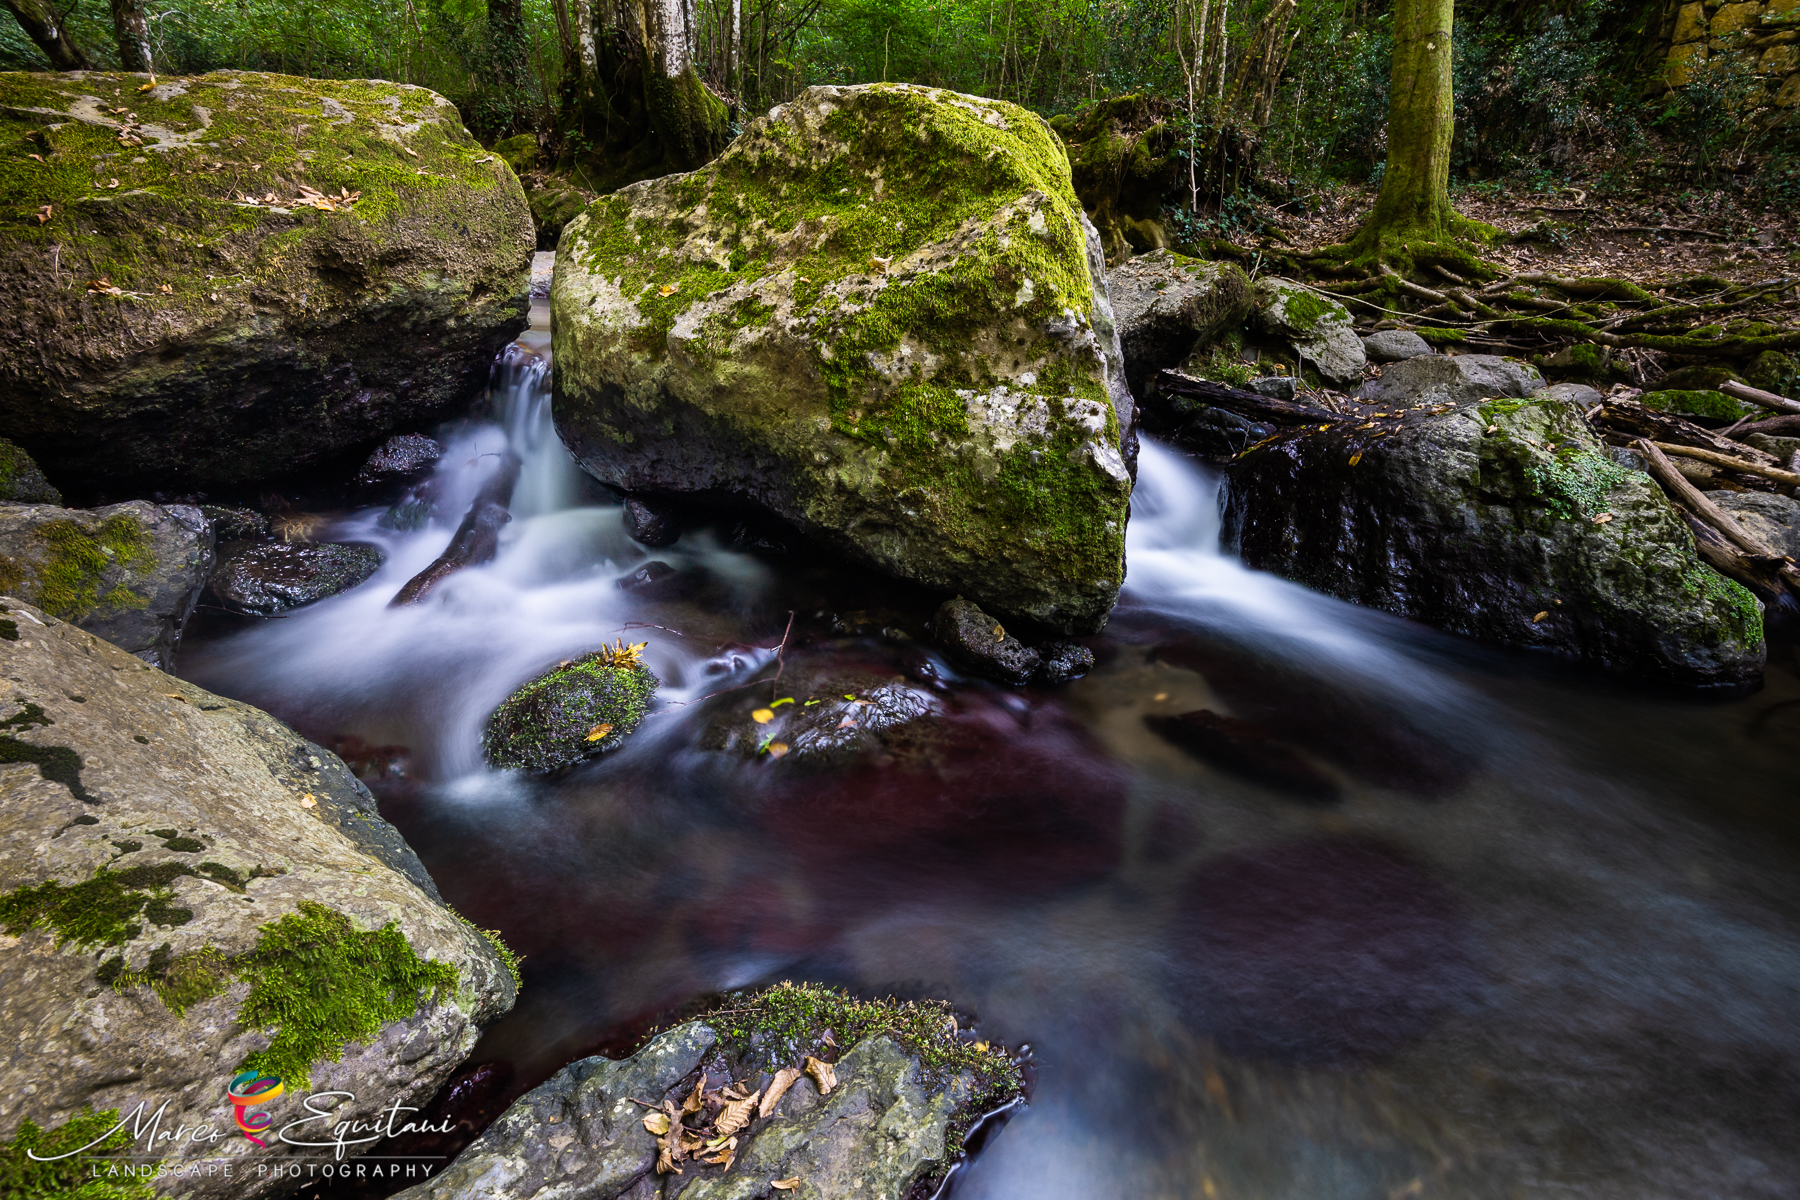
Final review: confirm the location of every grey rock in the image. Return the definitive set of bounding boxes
[1536,382,1606,407]
[1225,396,1764,687]
[623,496,682,547]
[702,658,940,767]
[1710,491,1800,558]
[198,504,269,541]
[1036,640,1096,684]
[1105,250,1256,397]
[1353,353,1544,408]
[0,601,515,1198]
[0,437,60,504]
[392,1024,717,1200]
[1254,278,1366,386]
[356,434,444,489]
[0,499,212,669]
[935,597,1042,686]
[1246,376,1298,402]
[553,84,1132,635]
[1743,433,1800,463]
[1362,329,1433,363]
[210,541,384,615]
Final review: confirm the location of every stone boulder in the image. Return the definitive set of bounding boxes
[483,644,659,772]
[1361,329,1432,363]
[356,434,444,490]
[0,599,517,1198]
[1709,491,1800,558]
[1354,353,1544,407]
[0,71,534,493]
[0,438,60,504]
[209,540,384,615]
[1106,250,1256,398]
[553,83,1134,635]
[1255,279,1365,386]
[0,499,212,669]
[1223,395,1765,687]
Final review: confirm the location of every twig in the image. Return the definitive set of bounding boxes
[1652,441,1800,488]
[622,621,688,637]
[769,610,795,701]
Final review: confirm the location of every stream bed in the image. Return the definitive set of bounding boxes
[178,277,1800,1200]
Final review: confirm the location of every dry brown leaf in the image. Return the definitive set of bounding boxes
[758,1067,802,1118]
[1348,452,1363,466]
[991,623,1004,640]
[765,741,789,759]
[803,1056,836,1096]
[714,1090,760,1137]
[1592,512,1614,524]
[700,1135,736,1167]
[157,283,173,295]
[136,77,157,92]
[1532,611,1549,623]
[299,792,317,808]
[682,1074,706,1116]
[401,145,419,157]
[821,1030,837,1047]
[642,1111,670,1135]
[655,1100,684,1174]
[27,152,42,162]
[772,1179,800,1191]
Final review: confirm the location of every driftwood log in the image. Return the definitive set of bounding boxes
[1720,379,1800,416]
[1593,399,1781,466]
[389,453,523,606]
[1156,370,1341,425]
[1652,442,1800,488]
[1636,439,1800,606]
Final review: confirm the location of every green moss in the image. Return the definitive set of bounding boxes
[0,438,60,505]
[0,868,174,948]
[482,652,659,773]
[1682,563,1763,646]
[0,514,154,622]
[0,1107,157,1199]
[454,914,524,991]
[1639,389,1748,421]
[1274,286,1337,334]
[236,900,458,1090]
[111,943,233,1016]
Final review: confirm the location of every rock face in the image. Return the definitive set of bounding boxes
[392,1025,973,1200]
[0,438,60,504]
[553,83,1134,635]
[1255,279,1365,386]
[483,646,659,772]
[209,540,384,615]
[1224,394,1766,687]
[1710,491,1800,557]
[1106,250,1256,398]
[0,499,212,669]
[0,599,516,1198]
[356,434,444,489]
[1354,353,1544,407]
[0,71,533,493]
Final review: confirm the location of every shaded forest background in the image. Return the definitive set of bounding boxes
[2,0,1796,221]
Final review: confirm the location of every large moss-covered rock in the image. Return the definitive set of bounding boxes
[0,71,533,493]
[483,646,659,772]
[0,599,517,1199]
[1255,278,1365,386]
[1223,395,1766,687]
[553,83,1134,634]
[0,499,211,669]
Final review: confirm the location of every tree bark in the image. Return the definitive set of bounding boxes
[4,0,92,70]
[109,0,153,72]
[389,455,523,607]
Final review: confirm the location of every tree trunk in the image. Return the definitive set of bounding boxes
[4,0,92,70]
[109,0,153,72]
[487,0,532,134]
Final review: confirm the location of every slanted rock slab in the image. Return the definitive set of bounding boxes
[209,540,384,615]
[0,599,517,1198]
[553,83,1134,635]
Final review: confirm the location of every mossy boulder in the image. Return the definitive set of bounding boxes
[526,176,593,249]
[1224,394,1765,687]
[0,70,533,493]
[1254,278,1366,386]
[1640,388,1750,423]
[1049,94,1181,264]
[553,83,1134,635]
[1106,249,1256,398]
[0,499,211,668]
[0,438,60,503]
[1743,350,1798,399]
[483,647,659,772]
[0,600,517,1199]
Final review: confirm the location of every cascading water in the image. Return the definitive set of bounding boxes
[182,267,1800,1200]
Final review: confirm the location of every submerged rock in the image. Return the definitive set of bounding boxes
[934,596,1041,686]
[1224,393,1765,687]
[0,499,212,669]
[1106,250,1255,397]
[209,540,384,615]
[553,83,1133,635]
[1146,708,1340,802]
[0,71,533,493]
[1255,279,1365,386]
[0,438,59,504]
[1361,329,1432,363]
[0,600,516,1198]
[483,646,659,772]
[356,433,444,489]
[703,659,941,769]
[1353,353,1543,407]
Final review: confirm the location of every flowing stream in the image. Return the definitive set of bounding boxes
[180,274,1800,1199]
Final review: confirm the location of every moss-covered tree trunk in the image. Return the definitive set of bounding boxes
[3,0,92,69]
[556,0,729,193]
[108,0,153,72]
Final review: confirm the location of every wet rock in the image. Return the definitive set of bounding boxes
[1106,249,1256,397]
[703,662,940,769]
[0,600,515,1198]
[934,597,1041,686]
[1536,382,1605,406]
[1709,492,1800,557]
[0,437,59,504]
[616,559,706,601]
[526,178,593,250]
[1224,394,1765,687]
[198,504,268,540]
[622,496,682,547]
[1353,353,1543,407]
[483,648,660,772]
[356,433,444,489]
[0,72,532,494]
[209,541,384,615]
[1254,278,1365,386]
[1361,329,1432,363]
[1145,709,1340,802]
[1246,376,1297,402]
[0,499,212,669]
[1035,640,1096,684]
[554,83,1133,635]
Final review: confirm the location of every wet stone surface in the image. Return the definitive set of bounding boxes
[210,540,384,616]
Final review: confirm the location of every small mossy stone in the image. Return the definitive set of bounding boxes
[0,438,60,504]
[492,133,541,174]
[1655,364,1742,392]
[1744,350,1798,399]
[1640,389,1750,422]
[483,653,659,772]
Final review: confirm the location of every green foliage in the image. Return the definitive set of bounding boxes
[236,901,459,1090]
[0,1107,156,1200]
[1526,447,1635,522]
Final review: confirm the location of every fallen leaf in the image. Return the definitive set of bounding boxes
[157,283,173,295]
[759,1067,802,1118]
[401,145,419,157]
[821,1030,837,1047]
[991,623,1005,640]
[1356,422,1375,429]
[1486,425,1499,434]
[835,716,857,729]
[1532,611,1549,623]
[107,178,119,188]
[35,204,52,224]
[714,1090,760,1137]
[655,1099,684,1174]
[772,1180,800,1192]
[682,1074,705,1116]
[1348,452,1363,466]
[658,282,680,296]
[300,793,317,808]
[585,722,614,742]
[701,1135,737,1167]
[1592,512,1614,524]
[642,1111,670,1135]
[803,1056,836,1096]
[765,740,789,759]
[1317,424,1330,431]
[137,77,157,92]
[27,152,41,162]
[751,708,775,724]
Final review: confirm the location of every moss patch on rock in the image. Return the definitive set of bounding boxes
[482,644,659,772]
[0,438,59,504]
[0,512,152,621]
[0,1107,156,1199]
[1639,388,1749,422]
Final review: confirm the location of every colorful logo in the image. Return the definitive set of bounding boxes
[227,1071,284,1146]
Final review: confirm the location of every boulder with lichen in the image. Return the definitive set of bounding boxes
[483,642,660,772]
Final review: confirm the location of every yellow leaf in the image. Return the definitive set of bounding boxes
[991,624,1005,640]
[1348,452,1363,466]
[751,708,775,724]
[803,1056,836,1096]
[137,77,157,92]
[585,723,614,742]
[773,1180,801,1191]
[300,793,317,808]
[642,1112,670,1135]
[758,1067,802,1118]
[658,282,680,296]
[1532,611,1549,623]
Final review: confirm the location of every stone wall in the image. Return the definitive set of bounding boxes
[1664,0,1800,109]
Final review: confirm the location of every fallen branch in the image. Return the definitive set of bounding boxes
[389,453,523,606]
[1156,371,1341,425]
[1593,399,1782,466]
[1679,512,1796,608]
[1719,379,1800,416]
[1651,442,1800,488]
[1636,440,1790,563]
